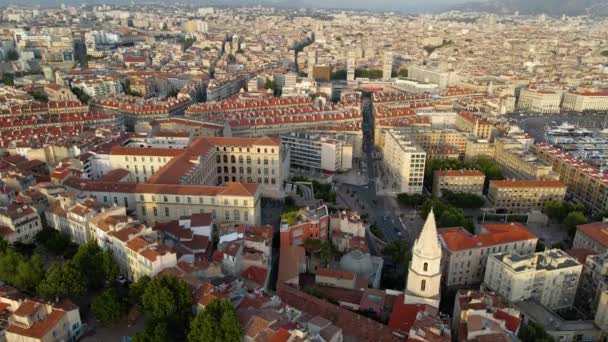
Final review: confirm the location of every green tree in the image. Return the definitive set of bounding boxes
[0,248,20,284]
[382,240,410,266]
[441,190,484,209]
[2,73,14,86]
[564,211,587,236]
[91,288,128,323]
[70,87,90,104]
[319,240,332,267]
[102,250,120,282]
[6,49,19,61]
[30,91,48,102]
[188,299,242,342]
[142,275,193,339]
[133,322,170,342]
[518,320,555,342]
[15,254,45,291]
[72,242,109,289]
[543,200,565,221]
[37,261,85,300]
[129,275,151,304]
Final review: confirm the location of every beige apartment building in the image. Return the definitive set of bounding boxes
[109,136,288,197]
[487,180,567,213]
[484,249,582,310]
[532,143,608,213]
[0,204,42,244]
[455,112,494,140]
[382,130,426,194]
[573,222,608,254]
[518,88,563,114]
[65,179,261,227]
[562,91,608,112]
[494,138,558,180]
[432,169,485,197]
[414,129,468,159]
[438,223,537,287]
[464,138,495,161]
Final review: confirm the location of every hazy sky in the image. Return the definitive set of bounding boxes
[0,0,473,12]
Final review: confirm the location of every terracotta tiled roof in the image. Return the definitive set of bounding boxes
[438,223,537,251]
[577,222,608,248]
[316,268,355,280]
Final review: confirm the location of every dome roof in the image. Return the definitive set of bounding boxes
[339,249,373,277]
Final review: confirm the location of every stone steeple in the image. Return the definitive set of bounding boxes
[404,209,442,308]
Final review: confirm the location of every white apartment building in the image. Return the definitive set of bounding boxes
[562,91,608,112]
[72,77,122,98]
[518,88,563,114]
[382,130,426,194]
[484,249,582,310]
[408,66,449,89]
[280,132,353,174]
[346,51,355,82]
[89,207,177,281]
[46,195,99,245]
[382,51,393,81]
[0,204,42,243]
[438,223,538,287]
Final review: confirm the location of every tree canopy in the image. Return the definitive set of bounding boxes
[422,198,475,233]
[91,288,128,323]
[0,247,44,291]
[441,190,485,209]
[141,275,193,339]
[72,241,119,290]
[37,261,86,300]
[188,299,242,342]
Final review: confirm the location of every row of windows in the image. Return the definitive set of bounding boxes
[141,205,249,222]
[124,156,169,163]
[215,146,275,154]
[217,166,275,175]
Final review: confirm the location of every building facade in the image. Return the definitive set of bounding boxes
[432,169,485,197]
[404,210,442,308]
[382,130,426,194]
[484,249,582,310]
[487,180,567,213]
[438,223,538,287]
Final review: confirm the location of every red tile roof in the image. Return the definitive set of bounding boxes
[316,268,355,280]
[577,222,608,248]
[438,223,537,251]
[388,295,433,333]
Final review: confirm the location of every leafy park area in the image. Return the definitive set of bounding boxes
[130,275,242,342]
[543,200,587,237]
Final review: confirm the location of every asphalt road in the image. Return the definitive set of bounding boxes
[358,93,412,246]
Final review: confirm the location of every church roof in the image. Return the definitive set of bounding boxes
[413,209,441,259]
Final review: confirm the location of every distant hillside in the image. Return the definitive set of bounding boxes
[450,0,608,16]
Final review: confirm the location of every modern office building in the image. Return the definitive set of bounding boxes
[280,132,353,174]
[382,130,426,194]
[382,51,393,81]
